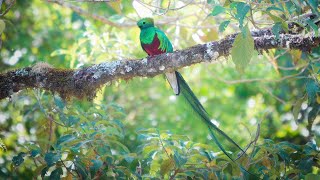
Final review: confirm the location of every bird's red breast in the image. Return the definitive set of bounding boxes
[141,34,166,56]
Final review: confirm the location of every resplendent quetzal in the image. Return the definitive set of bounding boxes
[137,18,252,175]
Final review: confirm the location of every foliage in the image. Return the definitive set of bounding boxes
[0,0,319,179]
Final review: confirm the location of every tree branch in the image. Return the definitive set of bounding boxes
[0,29,319,100]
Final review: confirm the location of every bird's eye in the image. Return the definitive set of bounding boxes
[142,22,145,24]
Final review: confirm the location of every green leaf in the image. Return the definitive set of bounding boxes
[96,144,111,156]
[305,173,320,180]
[108,15,125,23]
[74,161,88,179]
[298,157,313,173]
[267,12,284,23]
[0,19,5,34]
[292,95,306,121]
[207,0,215,4]
[90,159,103,173]
[307,104,320,128]
[56,134,76,148]
[173,150,187,168]
[44,152,61,166]
[235,2,250,28]
[266,6,284,12]
[105,126,121,137]
[49,167,63,180]
[231,25,254,73]
[71,140,92,152]
[306,80,319,104]
[54,96,65,110]
[210,6,225,16]
[30,149,41,157]
[303,142,318,155]
[306,19,319,37]
[160,158,175,176]
[12,152,27,166]
[272,22,282,39]
[219,20,230,32]
[307,0,319,14]
[285,2,296,14]
[308,0,318,8]
[124,153,137,163]
[65,115,80,127]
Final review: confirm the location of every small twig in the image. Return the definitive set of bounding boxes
[61,158,77,177]
[245,123,261,169]
[47,0,133,27]
[33,90,66,127]
[157,130,170,158]
[263,85,287,104]
[33,158,39,167]
[213,66,309,85]
[169,168,180,180]
[47,114,53,152]
[136,0,194,11]
[0,0,15,17]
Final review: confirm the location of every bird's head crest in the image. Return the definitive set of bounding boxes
[137,18,154,29]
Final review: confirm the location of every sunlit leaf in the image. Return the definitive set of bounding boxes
[307,0,319,14]
[266,6,284,12]
[231,25,254,72]
[109,15,125,23]
[210,6,225,16]
[306,19,319,37]
[0,19,5,34]
[219,20,230,32]
[305,173,320,180]
[235,2,250,28]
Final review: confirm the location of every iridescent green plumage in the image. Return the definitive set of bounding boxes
[138,18,173,53]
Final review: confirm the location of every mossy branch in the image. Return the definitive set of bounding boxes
[0,29,319,100]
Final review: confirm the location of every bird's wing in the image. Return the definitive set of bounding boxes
[155,29,173,53]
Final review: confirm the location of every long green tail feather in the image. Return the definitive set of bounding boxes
[175,71,245,155]
[175,71,257,178]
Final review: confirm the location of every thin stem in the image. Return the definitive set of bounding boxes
[0,0,15,17]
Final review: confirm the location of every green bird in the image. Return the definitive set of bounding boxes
[137,18,254,177]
